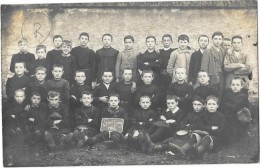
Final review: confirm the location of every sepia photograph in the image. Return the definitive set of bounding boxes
[1,0,259,166]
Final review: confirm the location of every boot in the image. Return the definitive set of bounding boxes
[168,143,185,156]
[44,131,55,150]
[59,134,67,149]
[143,133,154,153]
[127,133,135,150]
[77,130,86,148]
[137,132,145,153]
[65,133,73,146]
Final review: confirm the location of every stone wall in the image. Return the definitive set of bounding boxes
[1,3,258,98]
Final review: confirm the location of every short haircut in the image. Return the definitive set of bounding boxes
[223,38,231,41]
[35,66,47,74]
[162,34,173,41]
[79,32,89,39]
[75,70,86,76]
[192,95,205,104]
[53,35,63,42]
[14,61,26,67]
[212,31,224,39]
[62,40,72,47]
[102,33,113,41]
[14,89,25,96]
[141,69,154,77]
[230,77,243,85]
[18,38,27,44]
[122,67,133,74]
[232,35,243,42]
[124,35,134,42]
[198,70,209,77]
[175,67,186,74]
[48,91,60,98]
[178,34,189,42]
[31,91,41,98]
[206,95,219,105]
[140,95,151,102]
[36,45,46,52]
[198,35,209,42]
[166,95,179,102]
[81,91,93,98]
[103,69,113,76]
[146,35,156,42]
[52,64,64,70]
[109,93,120,100]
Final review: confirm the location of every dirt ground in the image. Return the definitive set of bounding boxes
[2,118,259,167]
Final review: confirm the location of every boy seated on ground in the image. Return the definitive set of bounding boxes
[220,77,251,143]
[24,91,47,145]
[73,91,100,147]
[85,94,129,148]
[44,91,72,150]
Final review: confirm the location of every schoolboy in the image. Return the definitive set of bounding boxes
[194,71,218,99]
[73,91,100,147]
[10,38,35,75]
[115,68,136,117]
[222,38,232,51]
[46,64,70,104]
[224,35,251,89]
[167,34,193,83]
[6,61,31,102]
[29,45,50,78]
[188,35,209,86]
[92,69,117,109]
[27,66,48,103]
[96,33,119,83]
[71,32,96,87]
[46,35,63,77]
[134,70,160,110]
[220,77,250,142]
[24,92,47,145]
[56,40,77,85]
[44,91,71,150]
[200,31,225,101]
[86,94,129,148]
[167,68,193,114]
[137,35,161,86]
[115,35,139,83]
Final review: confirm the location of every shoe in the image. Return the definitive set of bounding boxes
[44,131,55,150]
[143,133,154,153]
[185,146,201,160]
[59,134,67,149]
[168,143,185,156]
[86,137,96,147]
[66,133,73,145]
[137,132,145,153]
[127,133,134,149]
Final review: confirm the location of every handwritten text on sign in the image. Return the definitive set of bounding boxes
[100,118,124,133]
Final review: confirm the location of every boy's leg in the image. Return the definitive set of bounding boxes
[180,133,200,155]
[86,131,109,147]
[44,131,55,150]
[149,127,171,143]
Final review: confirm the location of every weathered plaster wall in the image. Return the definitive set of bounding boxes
[1,6,258,98]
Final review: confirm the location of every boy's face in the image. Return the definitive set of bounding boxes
[162,37,172,48]
[36,48,46,59]
[232,38,243,51]
[222,40,231,50]
[192,100,204,112]
[124,39,134,50]
[75,72,86,84]
[53,37,63,49]
[142,73,154,85]
[18,41,28,52]
[212,35,223,47]
[206,99,219,113]
[139,97,151,110]
[15,63,26,76]
[146,38,156,50]
[230,79,243,93]
[198,37,209,49]
[178,40,189,50]
[35,70,47,82]
[81,94,93,106]
[198,72,209,85]
[14,91,26,104]
[122,69,133,82]
[52,67,64,80]
[61,44,72,55]
[175,68,186,81]
[103,36,112,48]
[167,99,178,110]
[31,95,41,107]
[48,96,60,107]
[108,96,120,108]
[79,35,89,46]
[102,72,113,84]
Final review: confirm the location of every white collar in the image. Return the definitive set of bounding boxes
[164,47,171,51]
[166,107,179,114]
[104,83,110,89]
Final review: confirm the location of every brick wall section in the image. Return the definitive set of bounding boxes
[1,6,258,99]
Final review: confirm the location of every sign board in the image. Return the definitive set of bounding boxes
[100,118,124,133]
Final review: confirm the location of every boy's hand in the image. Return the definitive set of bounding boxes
[144,62,149,65]
[138,69,142,75]
[189,82,193,86]
[149,118,153,122]
[131,82,136,93]
[7,73,15,78]
[240,64,246,68]
[139,122,143,125]
[53,120,62,125]
[160,115,167,121]
[88,119,93,122]
[92,81,97,89]
[11,115,15,119]
[99,96,108,103]
[29,118,35,122]
[166,119,175,124]
[212,126,218,130]
[25,105,31,111]
[71,95,77,100]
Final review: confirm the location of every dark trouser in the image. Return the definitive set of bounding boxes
[82,69,93,88]
[91,131,123,144]
[46,128,71,144]
[218,73,224,103]
[148,126,172,143]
